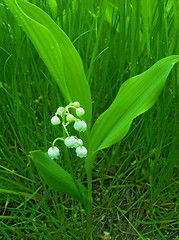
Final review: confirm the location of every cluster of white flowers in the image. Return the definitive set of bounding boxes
[47,101,87,160]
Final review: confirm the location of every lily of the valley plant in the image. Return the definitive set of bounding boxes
[4,0,179,239]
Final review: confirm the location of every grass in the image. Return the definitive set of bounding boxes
[0,0,178,239]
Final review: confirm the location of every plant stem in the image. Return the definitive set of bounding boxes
[85,153,97,239]
[86,167,93,239]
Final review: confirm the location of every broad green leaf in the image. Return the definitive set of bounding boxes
[4,0,92,125]
[87,56,179,158]
[30,150,88,204]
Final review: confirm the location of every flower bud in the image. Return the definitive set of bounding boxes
[74,138,83,148]
[51,116,60,125]
[48,147,60,159]
[72,101,80,108]
[74,120,87,132]
[66,114,75,122]
[76,146,87,158]
[64,136,76,148]
[76,108,85,117]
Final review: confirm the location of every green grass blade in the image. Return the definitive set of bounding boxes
[30,150,88,204]
[4,0,92,124]
[88,56,179,155]
[0,3,7,25]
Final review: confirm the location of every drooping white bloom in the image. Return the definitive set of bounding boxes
[64,136,76,148]
[76,146,87,158]
[56,107,64,116]
[74,120,87,132]
[66,114,75,122]
[76,107,85,117]
[74,138,83,148]
[48,147,60,159]
[51,116,60,125]
[72,101,80,108]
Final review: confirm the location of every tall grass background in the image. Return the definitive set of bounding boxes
[0,0,178,239]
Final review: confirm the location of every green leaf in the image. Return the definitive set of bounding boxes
[30,150,88,204]
[4,0,92,125]
[87,55,179,157]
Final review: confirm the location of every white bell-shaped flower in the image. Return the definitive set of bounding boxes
[51,116,60,125]
[64,136,76,148]
[74,120,87,132]
[72,101,80,108]
[66,114,75,122]
[56,107,64,116]
[74,138,83,148]
[76,108,85,117]
[76,146,87,158]
[48,147,60,159]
